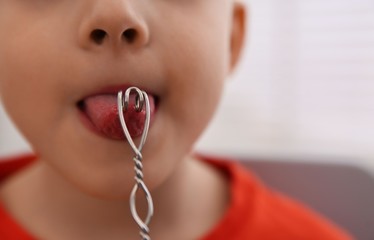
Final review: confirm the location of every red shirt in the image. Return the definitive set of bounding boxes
[0,155,352,240]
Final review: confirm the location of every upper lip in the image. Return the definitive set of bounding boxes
[79,84,157,100]
[76,83,160,112]
[81,84,132,99]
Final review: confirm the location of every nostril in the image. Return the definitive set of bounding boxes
[90,29,107,44]
[122,29,137,43]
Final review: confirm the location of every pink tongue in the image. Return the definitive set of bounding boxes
[84,94,155,140]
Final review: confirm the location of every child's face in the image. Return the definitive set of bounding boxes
[0,1,245,198]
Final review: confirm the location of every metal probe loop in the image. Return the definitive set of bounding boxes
[117,87,154,240]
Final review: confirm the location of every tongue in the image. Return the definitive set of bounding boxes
[84,94,155,140]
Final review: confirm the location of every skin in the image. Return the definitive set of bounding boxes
[0,0,246,239]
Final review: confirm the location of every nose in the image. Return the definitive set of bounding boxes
[78,1,150,51]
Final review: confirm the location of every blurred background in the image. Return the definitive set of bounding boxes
[1,0,374,175]
[196,0,374,175]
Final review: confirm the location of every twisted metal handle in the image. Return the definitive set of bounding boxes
[117,87,154,240]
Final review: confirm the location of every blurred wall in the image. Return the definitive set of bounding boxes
[1,0,374,174]
[196,0,374,174]
[0,103,31,156]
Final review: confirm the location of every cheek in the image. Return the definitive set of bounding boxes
[164,20,229,126]
[162,45,227,153]
[0,29,68,153]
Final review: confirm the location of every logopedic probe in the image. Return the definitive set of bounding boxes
[117,87,154,240]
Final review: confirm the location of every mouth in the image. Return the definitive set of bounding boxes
[77,85,159,141]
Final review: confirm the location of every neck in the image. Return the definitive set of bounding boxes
[0,155,229,240]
